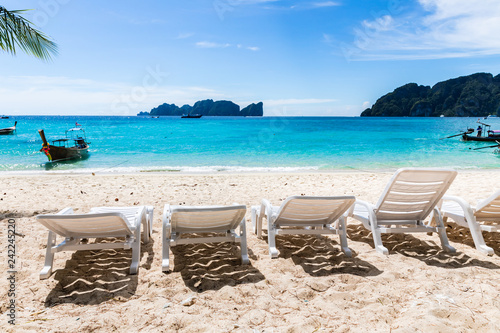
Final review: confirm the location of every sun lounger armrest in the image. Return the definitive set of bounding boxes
[443,195,472,212]
[57,207,74,215]
[146,205,154,230]
[351,199,375,216]
[146,206,154,220]
[261,199,272,217]
[346,201,356,217]
[442,195,474,215]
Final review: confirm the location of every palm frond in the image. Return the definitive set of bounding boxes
[0,6,58,60]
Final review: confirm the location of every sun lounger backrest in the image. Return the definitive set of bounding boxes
[36,213,133,238]
[170,205,246,233]
[275,196,355,226]
[375,168,457,221]
[475,190,500,221]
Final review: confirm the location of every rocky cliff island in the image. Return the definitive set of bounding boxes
[138,100,263,117]
[361,73,500,117]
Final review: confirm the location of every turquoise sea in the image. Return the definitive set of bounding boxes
[1,116,499,173]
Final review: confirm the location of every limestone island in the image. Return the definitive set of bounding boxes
[362,72,500,117]
[138,100,263,117]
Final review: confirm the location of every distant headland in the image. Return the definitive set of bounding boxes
[137,100,263,117]
[361,72,500,117]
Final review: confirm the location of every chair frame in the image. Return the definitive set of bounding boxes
[440,191,500,255]
[162,204,249,272]
[348,168,457,255]
[251,196,356,258]
[37,206,153,279]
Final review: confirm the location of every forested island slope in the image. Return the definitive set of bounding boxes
[138,100,263,117]
[361,73,500,117]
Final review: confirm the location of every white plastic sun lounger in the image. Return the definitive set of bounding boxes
[349,168,457,255]
[36,205,153,279]
[162,204,248,272]
[440,190,500,255]
[251,196,356,258]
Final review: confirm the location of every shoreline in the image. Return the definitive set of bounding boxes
[0,165,498,176]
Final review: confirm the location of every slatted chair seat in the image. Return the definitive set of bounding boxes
[36,206,153,279]
[251,196,355,258]
[162,204,249,272]
[349,168,457,255]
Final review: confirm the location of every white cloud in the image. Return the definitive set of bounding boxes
[236,0,280,4]
[343,0,500,60]
[361,15,394,32]
[312,2,341,8]
[196,41,231,48]
[197,41,259,51]
[0,76,225,116]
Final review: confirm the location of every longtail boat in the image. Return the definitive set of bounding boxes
[0,121,17,135]
[181,114,202,118]
[462,120,500,142]
[39,125,90,162]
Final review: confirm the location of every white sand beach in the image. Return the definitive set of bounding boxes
[0,170,499,332]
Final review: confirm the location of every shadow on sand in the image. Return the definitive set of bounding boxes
[347,223,500,269]
[44,237,154,306]
[263,232,383,277]
[170,239,265,293]
[444,221,500,256]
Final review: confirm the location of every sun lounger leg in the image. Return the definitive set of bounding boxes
[130,224,141,275]
[258,202,267,238]
[370,220,389,255]
[143,206,154,242]
[140,207,150,244]
[239,218,249,264]
[462,209,494,255]
[40,231,56,280]
[338,216,352,257]
[162,219,171,272]
[251,206,257,235]
[433,208,456,253]
[267,218,279,258]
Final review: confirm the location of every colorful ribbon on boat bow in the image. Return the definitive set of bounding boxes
[42,144,52,161]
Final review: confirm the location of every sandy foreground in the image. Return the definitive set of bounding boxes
[0,170,499,332]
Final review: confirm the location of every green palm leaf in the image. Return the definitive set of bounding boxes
[0,6,58,60]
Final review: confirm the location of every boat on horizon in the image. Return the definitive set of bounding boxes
[181,114,202,118]
[1,116,9,119]
[0,121,17,135]
[38,124,90,162]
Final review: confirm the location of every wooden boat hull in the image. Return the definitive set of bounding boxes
[42,144,89,162]
[0,128,15,135]
[0,121,17,135]
[181,114,202,118]
[462,134,500,142]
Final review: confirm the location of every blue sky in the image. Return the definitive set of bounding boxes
[2,0,500,116]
